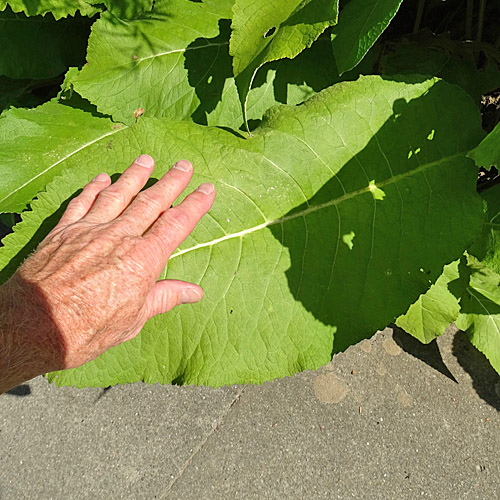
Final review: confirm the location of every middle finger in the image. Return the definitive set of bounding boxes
[115,159,194,235]
[84,154,155,224]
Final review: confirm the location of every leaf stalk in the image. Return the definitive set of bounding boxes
[466,0,474,40]
[413,0,425,34]
[476,0,486,43]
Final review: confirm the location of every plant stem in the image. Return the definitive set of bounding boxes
[466,0,474,40]
[476,0,486,42]
[413,0,425,34]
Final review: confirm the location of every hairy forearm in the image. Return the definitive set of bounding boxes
[0,275,64,394]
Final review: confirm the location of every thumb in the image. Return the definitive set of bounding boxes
[144,279,204,319]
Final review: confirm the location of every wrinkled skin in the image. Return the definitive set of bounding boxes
[0,155,215,392]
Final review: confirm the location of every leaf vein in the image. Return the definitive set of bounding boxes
[170,152,464,260]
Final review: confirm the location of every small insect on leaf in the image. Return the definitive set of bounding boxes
[134,107,145,121]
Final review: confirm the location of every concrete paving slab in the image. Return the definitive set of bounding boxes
[0,378,242,499]
[166,327,500,499]
[1,326,499,499]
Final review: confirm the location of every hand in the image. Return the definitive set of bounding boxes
[0,155,215,390]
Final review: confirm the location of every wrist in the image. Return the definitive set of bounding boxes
[0,274,64,393]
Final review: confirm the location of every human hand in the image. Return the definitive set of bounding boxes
[1,155,215,384]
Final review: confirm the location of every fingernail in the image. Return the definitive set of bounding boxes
[197,183,215,195]
[135,154,154,168]
[173,160,192,173]
[93,173,109,182]
[181,287,203,304]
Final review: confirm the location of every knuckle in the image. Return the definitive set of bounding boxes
[135,191,165,214]
[168,207,191,231]
[99,187,126,207]
[67,196,85,209]
[119,176,136,192]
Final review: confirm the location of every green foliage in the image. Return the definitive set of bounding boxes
[1,0,500,387]
[331,0,403,75]
[456,255,500,375]
[69,0,234,125]
[230,0,339,124]
[397,184,500,374]
[87,0,154,19]
[396,260,462,344]
[457,185,500,374]
[0,77,43,113]
[380,37,500,105]
[0,0,98,19]
[0,100,119,213]
[469,121,500,170]
[0,8,92,79]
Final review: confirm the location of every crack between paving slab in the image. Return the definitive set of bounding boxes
[161,385,247,498]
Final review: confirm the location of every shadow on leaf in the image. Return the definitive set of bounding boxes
[185,19,234,126]
[270,78,482,356]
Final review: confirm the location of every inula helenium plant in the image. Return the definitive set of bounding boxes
[1,0,500,388]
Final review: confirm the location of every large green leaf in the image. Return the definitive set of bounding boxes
[230,0,338,126]
[0,100,121,213]
[395,260,462,343]
[468,121,500,170]
[205,36,354,130]
[331,0,403,75]
[69,3,340,130]
[0,9,92,79]
[0,76,484,387]
[70,0,234,125]
[0,0,98,18]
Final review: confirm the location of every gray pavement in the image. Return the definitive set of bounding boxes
[1,325,499,500]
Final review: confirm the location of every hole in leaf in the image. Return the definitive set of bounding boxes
[263,27,276,38]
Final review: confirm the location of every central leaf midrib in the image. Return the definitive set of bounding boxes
[79,42,229,81]
[171,151,465,260]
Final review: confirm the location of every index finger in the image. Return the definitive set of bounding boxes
[143,182,216,272]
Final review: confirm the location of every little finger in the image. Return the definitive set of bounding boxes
[55,173,111,228]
